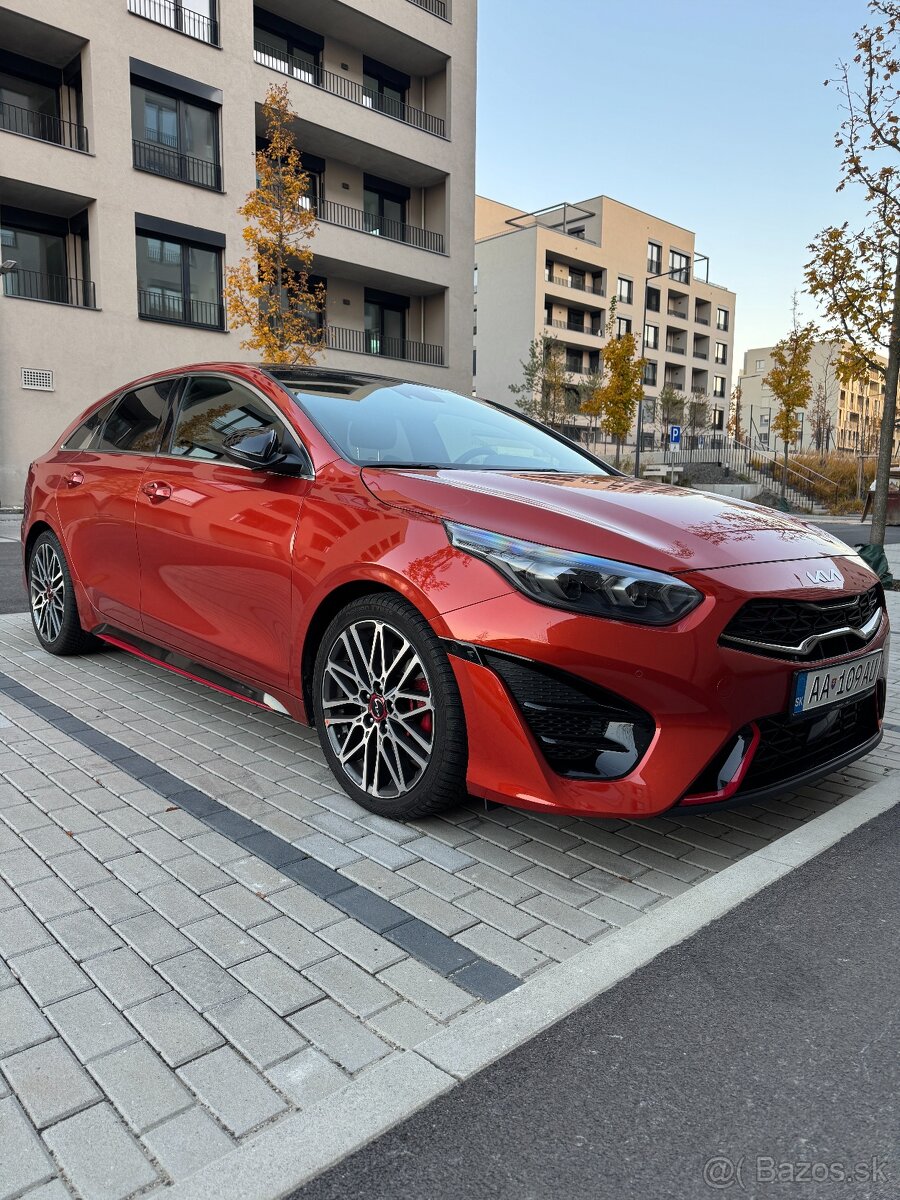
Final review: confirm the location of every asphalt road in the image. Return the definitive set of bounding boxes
[294,803,900,1200]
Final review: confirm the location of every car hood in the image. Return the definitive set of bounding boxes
[361,469,855,573]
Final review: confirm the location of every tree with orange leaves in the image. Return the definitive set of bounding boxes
[225,84,325,364]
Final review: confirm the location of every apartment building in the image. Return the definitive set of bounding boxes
[0,0,476,502]
[474,195,736,449]
[740,343,899,460]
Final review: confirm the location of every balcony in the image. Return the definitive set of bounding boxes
[326,325,444,366]
[318,199,443,254]
[127,0,220,46]
[666,307,688,322]
[138,289,224,329]
[0,100,89,153]
[544,272,605,297]
[133,139,221,191]
[407,0,449,17]
[665,345,686,356]
[253,41,446,138]
[549,320,600,337]
[3,268,96,309]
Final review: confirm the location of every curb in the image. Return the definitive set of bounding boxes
[165,771,900,1200]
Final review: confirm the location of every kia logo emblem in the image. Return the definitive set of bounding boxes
[806,566,843,586]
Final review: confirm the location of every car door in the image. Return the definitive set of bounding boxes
[55,379,175,632]
[135,373,312,691]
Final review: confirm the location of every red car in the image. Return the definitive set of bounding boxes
[22,364,888,820]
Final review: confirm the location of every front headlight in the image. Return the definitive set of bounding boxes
[446,522,703,626]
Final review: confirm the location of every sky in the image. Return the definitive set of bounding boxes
[475,0,873,373]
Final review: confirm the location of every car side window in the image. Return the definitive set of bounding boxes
[95,382,173,454]
[61,399,117,451]
[170,376,300,464]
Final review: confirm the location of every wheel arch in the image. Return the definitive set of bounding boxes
[300,580,399,719]
[24,520,55,567]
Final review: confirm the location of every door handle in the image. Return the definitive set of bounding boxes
[141,481,172,502]
[65,470,84,488]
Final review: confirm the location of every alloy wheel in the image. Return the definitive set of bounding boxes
[30,542,66,643]
[321,618,435,798]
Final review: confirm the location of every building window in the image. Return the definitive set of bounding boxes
[716,307,729,331]
[715,342,728,365]
[365,287,407,356]
[588,349,600,373]
[131,79,220,190]
[363,174,409,239]
[669,249,690,285]
[252,11,322,82]
[136,229,223,328]
[1,206,94,307]
[713,375,726,398]
[647,242,662,274]
[616,316,632,339]
[617,277,633,305]
[645,286,661,313]
[567,308,585,332]
[711,408,725,431]
[755,358,765,371]
[643,361,658,387]
[565,349,583,373]
[363,56,409,120]
[644,324,659,351]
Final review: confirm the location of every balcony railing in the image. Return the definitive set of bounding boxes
[647,258,662,274]
[133,139,221,190]
[318,198,444,254]
[666,308,688,321]
[3,268,96,308]
[666,346,686,356]
[695,315,710,325]
[253,41,446,137]
[326,324,444,366]
[0,100,89,152]
[138,289,224,329]
[549,319,601,337]
[693,351,708,360]
[127,0,219,46]
[544,272,605,296]
[716,322,729,332]
[407,0,449,18]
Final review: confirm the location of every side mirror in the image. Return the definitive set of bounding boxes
[222,427,286,470]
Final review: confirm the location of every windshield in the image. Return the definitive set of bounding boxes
[279,380,611,474]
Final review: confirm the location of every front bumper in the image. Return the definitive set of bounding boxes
[442,557,889,819]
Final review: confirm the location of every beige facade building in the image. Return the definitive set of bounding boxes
[739,343,899,460]
[0,0,476,503]
[474,194,736,450]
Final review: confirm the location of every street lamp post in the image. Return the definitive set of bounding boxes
[634,265,685,478]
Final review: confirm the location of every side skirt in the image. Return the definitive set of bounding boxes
[92,625,293,717]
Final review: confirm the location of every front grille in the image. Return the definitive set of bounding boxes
[739,693,880,793]
[482,652,655,779]
[720,585,883,661]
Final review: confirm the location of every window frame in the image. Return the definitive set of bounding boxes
[92,379,178,456]
[130,75,222,191]
[136,227,225,331]
[617,276,634,305]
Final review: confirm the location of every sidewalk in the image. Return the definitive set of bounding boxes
[0,554,897,1198]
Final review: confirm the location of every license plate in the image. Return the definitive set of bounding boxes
[792,650,882,716]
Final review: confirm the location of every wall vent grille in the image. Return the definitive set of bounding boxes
[21,368,54,392]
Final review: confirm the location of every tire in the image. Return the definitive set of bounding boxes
[313,593,468,819]
[27,530,99,656]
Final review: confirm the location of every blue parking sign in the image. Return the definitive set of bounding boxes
[669,425,681,445]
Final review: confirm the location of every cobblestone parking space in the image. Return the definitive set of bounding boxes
[0,590,898,1198]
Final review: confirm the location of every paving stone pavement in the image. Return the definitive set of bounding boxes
[0,594,898,1199]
